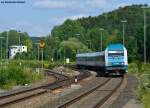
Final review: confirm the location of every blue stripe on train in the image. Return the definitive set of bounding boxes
[106,65,128,71]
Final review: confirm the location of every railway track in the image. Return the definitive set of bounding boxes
[49,75,125,108]
[0,69,90,107]
[92,77,124,108]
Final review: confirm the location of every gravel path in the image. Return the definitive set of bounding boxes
[40,77,107,108]
[109,74,143,108]
[68,78,121,108]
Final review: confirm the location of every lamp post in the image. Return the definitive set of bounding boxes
[52,49,55,62]
[75,33,81,53]
[35,43,40,65]
[121,20,127,46]
[6,28,14,65]
[86,40,92,50]
[41,48,43,69]
[0,37,4,67]
[141,6,148,64]
[100,28,104,51]
[75,33,80,39]
[18,30,22,66]
[0,37,4,60]
[55,37,59,62]
[6,31,9,64]
[39,39,45,70]
[75,34,92,51]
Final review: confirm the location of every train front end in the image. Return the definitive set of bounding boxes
[105,44,128,75]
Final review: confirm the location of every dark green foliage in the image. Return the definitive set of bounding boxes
[0,5,150,62]
[51,4,150,62]
[51,19,85,41]
[0,66,28,88]
[129,63,150,108]
[59,38,90,60]
[0,30,33,59]
[0,65,44,90]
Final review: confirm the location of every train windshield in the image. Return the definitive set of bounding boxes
[108,51,124,56]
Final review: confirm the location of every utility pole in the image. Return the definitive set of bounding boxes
[75,33,80,40]
[0,37,4,60]
[35,43,40,66]
[18,30,21,66]
[86,40,92,50]
[6,31,9,65]
[39,39,45,70]
[0,37,4,67]
[141,6,148,64]
[1,39,2,60]
[121,20,127,46]
[41,49,43,69]
[100,28,104,51]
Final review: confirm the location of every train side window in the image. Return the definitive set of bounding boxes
[91,57,95,61]
[77,57,81,61]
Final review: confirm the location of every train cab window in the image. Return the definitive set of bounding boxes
[108,53,124,56]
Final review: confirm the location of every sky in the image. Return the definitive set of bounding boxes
[0,0,149,37]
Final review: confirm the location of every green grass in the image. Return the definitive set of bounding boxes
[0,64,44,90]
[0,59,72,90]
[129,63,150,108]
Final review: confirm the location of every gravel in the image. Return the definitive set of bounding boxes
[40,77,107,108]
[109,74,143,108]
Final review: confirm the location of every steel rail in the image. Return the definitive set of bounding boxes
[57,76,124,108]
[0,69,68,99]
[0,69,90,107]
[58,78,111,108]
[93,75,125,108]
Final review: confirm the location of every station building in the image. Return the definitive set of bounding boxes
[9,45,27,59]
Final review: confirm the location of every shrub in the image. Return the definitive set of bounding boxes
[129,63,150,108]
[0,65,44,90]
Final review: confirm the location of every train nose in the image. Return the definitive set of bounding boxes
[108,62,124,66]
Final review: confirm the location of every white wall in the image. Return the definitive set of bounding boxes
[9,46,27,59]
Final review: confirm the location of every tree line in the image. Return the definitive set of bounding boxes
[0,4,150,63]
[50,4,150,63]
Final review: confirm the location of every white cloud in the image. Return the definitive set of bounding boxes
[14,21,49,36]
[68,14,89,20]
[116,3,130,8]
[86,0,107,8]
[34,0,108,10]
[48,14,88,26]
[34,0,67,9]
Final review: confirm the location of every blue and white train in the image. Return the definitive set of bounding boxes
[76,44,128,75]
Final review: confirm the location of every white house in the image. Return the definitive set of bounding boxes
[9,45,27,59]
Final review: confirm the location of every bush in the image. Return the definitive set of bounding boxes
[0,65,44,90]
[1,81,16,90]
[128,63,138,74]
[129,63,150,108]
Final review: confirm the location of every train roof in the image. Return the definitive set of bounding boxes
[106,44,125,51]
[76,51,105,57]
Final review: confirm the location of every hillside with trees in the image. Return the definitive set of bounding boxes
[51,4,150,62]
[0,4,150,63]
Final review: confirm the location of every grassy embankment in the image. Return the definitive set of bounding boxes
[0,63,44,90]
[128,63,150,108]
[0,60,73,90]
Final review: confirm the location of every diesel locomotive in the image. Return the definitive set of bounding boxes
[76,44,128,75]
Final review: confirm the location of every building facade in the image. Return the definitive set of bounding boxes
[9,45,27,59]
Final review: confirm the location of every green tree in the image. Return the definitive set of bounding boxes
[59,38,90,60]
[51,19,85,42]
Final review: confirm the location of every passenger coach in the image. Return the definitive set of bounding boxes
[76,44,128,75]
